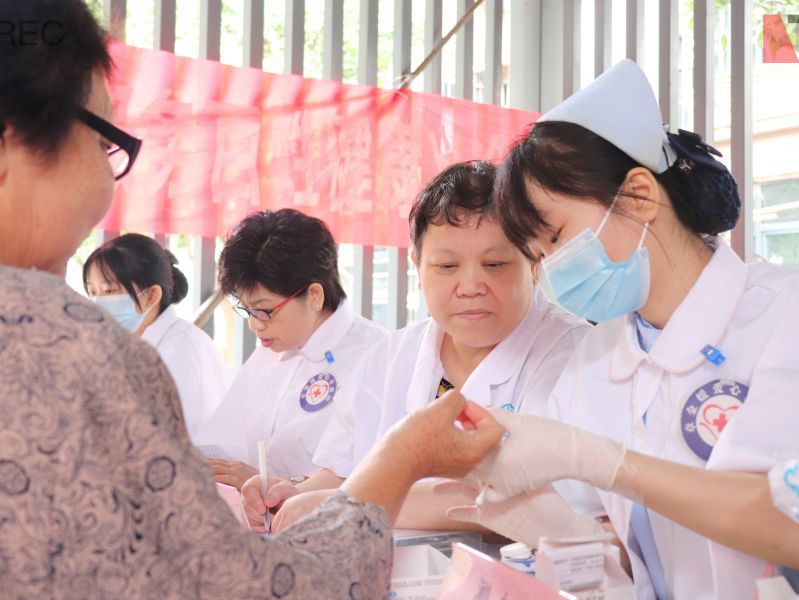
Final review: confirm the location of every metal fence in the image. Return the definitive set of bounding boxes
[93,0,756,367]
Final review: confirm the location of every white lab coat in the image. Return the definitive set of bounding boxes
[313,288,591,478]
[140,305,230,441]
[194,301,386,478]
[550,241,799,600]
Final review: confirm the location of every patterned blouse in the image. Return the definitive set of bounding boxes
[0,265,391,598]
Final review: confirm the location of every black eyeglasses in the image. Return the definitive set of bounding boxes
[77,107,142,181]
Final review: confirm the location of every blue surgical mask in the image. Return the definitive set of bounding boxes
[539,202,650,323]
[93,293,148,332]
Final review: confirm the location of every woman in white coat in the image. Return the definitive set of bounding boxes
[84,233,230,441]
[452,60,799,599]
[194,208,386,489]
[247,161,592,532]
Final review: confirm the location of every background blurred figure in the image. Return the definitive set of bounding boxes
[84,233,230,440]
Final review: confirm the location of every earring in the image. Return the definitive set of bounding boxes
[314,304,320,310]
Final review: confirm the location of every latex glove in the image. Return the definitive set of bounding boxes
[209,459,258,491]
[272,489,337,533]
[474,410,625,499]
[435,479,604,549]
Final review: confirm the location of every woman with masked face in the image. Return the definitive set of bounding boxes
[449,60,799,599]
[83,233,230,440]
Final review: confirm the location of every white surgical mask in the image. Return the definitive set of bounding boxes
[93,292,151,332]
[539,199,650,323]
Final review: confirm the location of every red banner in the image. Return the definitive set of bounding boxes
[104,43,538,247]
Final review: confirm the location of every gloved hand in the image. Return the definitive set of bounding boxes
[435,479,604,549]
[473,410,626,499]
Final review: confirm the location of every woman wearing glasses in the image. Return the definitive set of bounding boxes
[83,233,231,441]
[0,2,505,597]
[195,208,387,490]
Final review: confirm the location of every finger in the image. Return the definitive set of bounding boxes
[271,508,291,534]
[264,483,298,509]
[215,474,240,488]
[433,479,481,499]
[462,402,504,430]
[432,389,467,421]
[240,476,267,516]
[445,504,481,523]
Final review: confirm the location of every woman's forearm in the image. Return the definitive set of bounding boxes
[341,445,419,524]
[395,480,489,531]
[296,468,345,494]
[616,451,799,568]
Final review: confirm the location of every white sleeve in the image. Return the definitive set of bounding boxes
[312,350,373,478]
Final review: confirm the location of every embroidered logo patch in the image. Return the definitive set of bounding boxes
[299,373,337,412]
[681,379,748,461]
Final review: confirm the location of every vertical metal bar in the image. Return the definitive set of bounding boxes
[359,0,379,85]
[200,0,222,61]
[424,0,443,94]
[154,0,176,52]
[626,0,644,62]
[387,248,408,330]
[540,0,566,112]
[693,0,714,143]
[195,0,223,337]
[508,0,541,111]
[96,230,118,247]
[97,0,125,246]
[233,0,265,365]
[394,0,412,82]
[484,0,502,105]
[562,0,580,99]
[730,0,753,261]
[244,0,265,69]
[103,0,126,42]
[353,0,379,318]
[388,0,412,328]
[594,0,612,77]
[352,247,375,319]
[285,0,305,75]
[658,0,678,128]
[323,0,344,80]
[192,237,217,337]
[454,0,474,100]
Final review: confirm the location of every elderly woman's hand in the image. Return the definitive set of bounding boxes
[381,389,506,481]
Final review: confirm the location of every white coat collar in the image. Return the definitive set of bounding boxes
[287,300,355,363]
[405,318,446,414]
[141,305,179,348]
[405,292,544,412]
[610,241,747,380]
[460,292,546,406]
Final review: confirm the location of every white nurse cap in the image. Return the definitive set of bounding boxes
[538,59,677,173]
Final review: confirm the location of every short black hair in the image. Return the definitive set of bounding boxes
[409,160,532,258]
[219,209,346,312]
[0,0,112,157]
[83,234,189,315]
[497,121,741,249]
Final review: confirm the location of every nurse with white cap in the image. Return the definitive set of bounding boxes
[449,60,799,599]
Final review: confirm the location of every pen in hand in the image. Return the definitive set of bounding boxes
[257,441,271,533]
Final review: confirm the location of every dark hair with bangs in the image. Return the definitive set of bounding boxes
[218,209,346,312]
[83,234,189,314]
[409,160,532,259]
[497,121,741,249]
[0,0,112,158]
